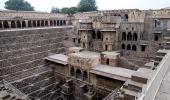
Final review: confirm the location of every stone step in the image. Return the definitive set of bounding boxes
[152,60,159,66]
[127,80,144,92]
[165,41,170,44]
[155,56,163,62]
[131,68,153,84]
[164,46,170,50]
[144,62,154,69]
[123,88,138,100]
[157,49,168,56]
[164,37,170,40]
[1,92,10,100]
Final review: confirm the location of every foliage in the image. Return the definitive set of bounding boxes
[61,7,70,14]
[61,7,77,14]
[69,7,78,14]
[77,0,97,12]
[5,0,34,11]
[51,7,60,13]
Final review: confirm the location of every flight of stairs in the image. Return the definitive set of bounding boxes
[0,83,24,100]
[122,68,154,100]
[163,37,170,49]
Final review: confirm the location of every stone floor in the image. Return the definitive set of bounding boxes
[155,65,170,100]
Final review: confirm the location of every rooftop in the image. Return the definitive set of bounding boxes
[45,54,68,65]
[90,65,135,81]
[69,51,101,59]
[102,51,120,56]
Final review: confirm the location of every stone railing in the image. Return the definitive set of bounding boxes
[3,79,31,100]
[137,50,170,100]
[103,87,122,100]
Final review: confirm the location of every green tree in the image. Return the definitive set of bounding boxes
[61,7,70,14]
[5,0,34,11]
[60,7,77,14]
[69,7,77,14]
[51,7,60,13]
[77,0,97,12]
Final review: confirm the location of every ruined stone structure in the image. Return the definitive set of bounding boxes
[0,10,69,29]
[0,7,170,100]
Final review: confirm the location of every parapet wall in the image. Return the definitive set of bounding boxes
[0,10,68,19]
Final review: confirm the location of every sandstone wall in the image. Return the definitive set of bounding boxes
[0,10,68,19]
[0,26,74,82]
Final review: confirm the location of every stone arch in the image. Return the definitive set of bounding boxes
[76,69,82,79]
[141,45,146,51]
[70,67,75,76]
[22,21,26,28]
[41,20,44,26]
[97,31,101,39]
[121,44,125,49]
[50,20,53,26]
[132,45,137,51]
[3,21,9,28]
[154,35,159,41]
[54,20,56,26]
[105,45,108,51]
[0,22,2,28]
[57,20,60,26]
[11,21,16,28]
[92,30,96,39]
[124,14,128,21]
[28,20,32,27]
[127,32,132,41]
[33,20,36,27]
[37,20,40,27]
[77,39,80,44]
[122,32,126,40]
[83,71,88,81]
[127,44,131,50]
[133,33,138,41]
[16,21,21,28]
[63,20,66,25]
[107,58,109,65]
[83,42,85,48]
[60,20,62,26]
[45,21,48,26]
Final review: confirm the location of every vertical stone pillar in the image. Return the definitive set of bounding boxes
[84,85,95,100]
[26,20,28,28]
[48,20,50,26]
[21,20,24,28]
[61,79,73,100]
[8,21,11,28]
[31,21,33,27]
[2,21,4,29]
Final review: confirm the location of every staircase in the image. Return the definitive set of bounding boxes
[163,37,170,49]
[122,68,154,100]
[0,80,30,100]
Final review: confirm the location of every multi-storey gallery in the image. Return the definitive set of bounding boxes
[0,8,170,100]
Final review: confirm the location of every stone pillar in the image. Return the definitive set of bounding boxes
[26,20,28,28]
[21,20,23,28]
[80,84,87,100]
[2,21,4,29]
[48,20,50,26]
[8,21,11,28]
[30,21,33,27]
[61,79,73,100]
[84,85,95,100]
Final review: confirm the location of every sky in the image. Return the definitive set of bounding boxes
[0,0,170,12]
